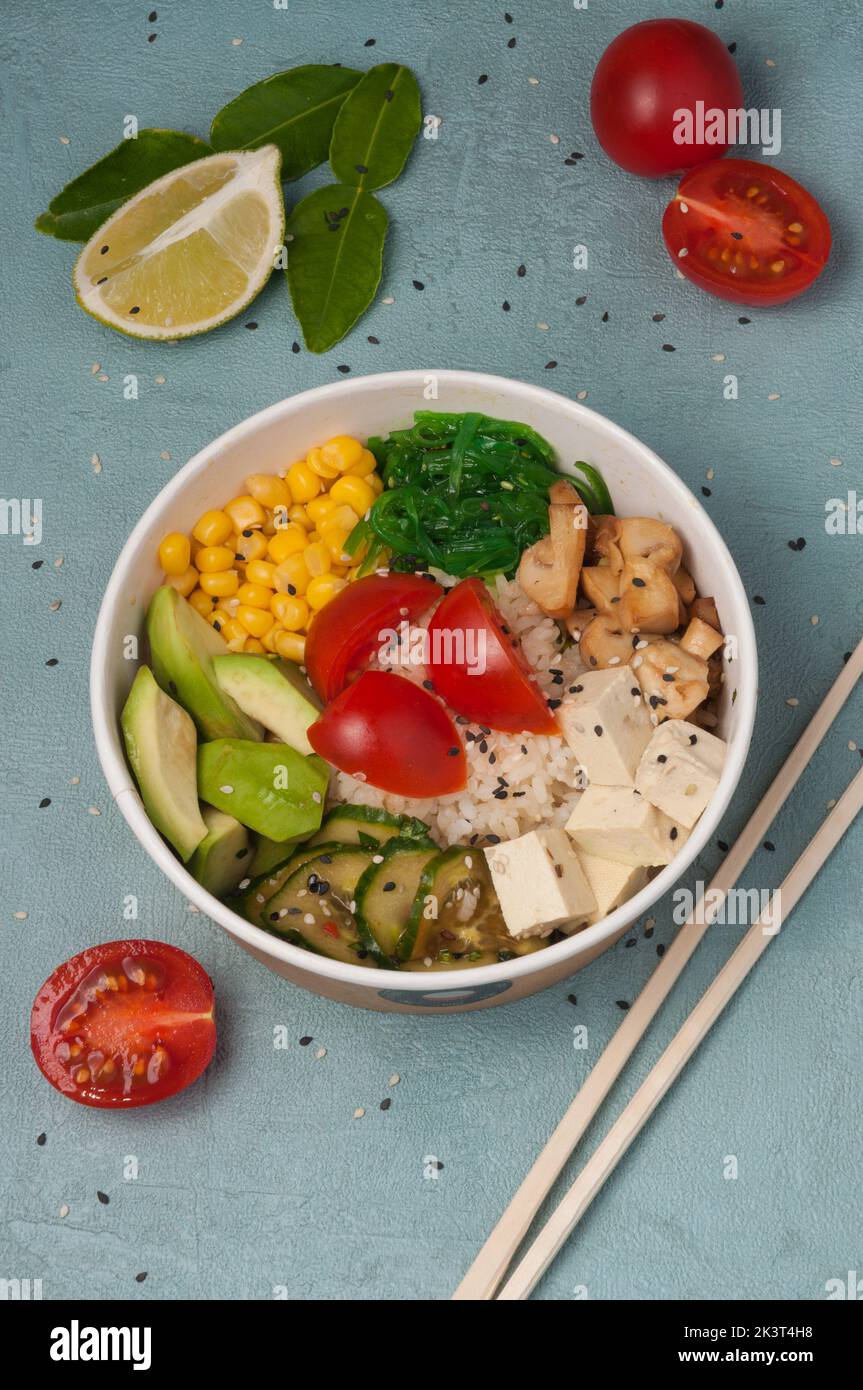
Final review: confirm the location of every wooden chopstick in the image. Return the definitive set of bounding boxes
[497,761,863,1300]
[453,638,863,1300]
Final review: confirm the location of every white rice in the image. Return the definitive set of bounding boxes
[330,576,587,846]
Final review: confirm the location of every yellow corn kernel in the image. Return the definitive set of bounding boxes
[303,540,332,578]
[244,637,267,653]
[199,569,239,598]
[187,587,214,618]
[262,623,284,654]
[321,528,353,563]
[271,552,309,597]
[196,544,235,574]
[320,435,364,473]
[245,558,278,589]
[369,472,384,495]
[167,565,199,598]
[306,446,340,480]
[237,582,274,610]
[305,493,338,526]
[192,509,232,546]
[245,473,291,510]
[208,607,233,634]
[306,574,348,611]
[267,526,307,564]
[321,503,360,533]
[350,447,378,478]
[158,531,191,576]
[288,504,313,530]
[329,475,376,515]
[271,593,309,631]
[233,529,268,563]
[286,460,321,503]
[329,561,349,578]
[274,631,307,664]
[236,604,274,638]
[224,495,266,532]
[221,617,246,644]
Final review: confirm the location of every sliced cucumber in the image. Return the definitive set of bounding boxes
[262,846,382,966]
[402,846,542,967]
[234,841,342,927]
[354,837,439,961]
[307,804,431,850]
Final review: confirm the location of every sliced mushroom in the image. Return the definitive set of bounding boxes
[594,516,683,575]
[681,616,725,661]
[579,614,635,670]
[565,606,598,639]
[518,481,588,617]
[618,559,681,635]
[634,638,710,721]
[690,595,722,633]
[580,564,621,613]
[672,565,696,605]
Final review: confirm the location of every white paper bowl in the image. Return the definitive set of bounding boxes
[91,370,757,1013]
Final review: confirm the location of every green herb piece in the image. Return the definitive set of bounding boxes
[35,129,212,241]
[330,63,421,190]
[285,183,388,353]
[571,460,615,515]
[210,65,362,181]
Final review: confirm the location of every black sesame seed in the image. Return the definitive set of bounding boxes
[505,11,513,20]
[148,31,157,41]
[299,1036,313,1046]
[521,744,528,754]
[382,881,396,892]
[731,230,742,240]
[364,38,376,47]
[337,364,351,374]
[502,300,510,311]
[689,734,698,745]
[545,360,557,369]
[507,36,516,48]
[702,486,712,497]
[753,594,766,605]
[36,1133,46,1146]
[97,1191,110,1205]
[319,854,333,864]
[717,839,729,852]
[652,312,665,322]
[625,938,636,948]
[384,89,393,101]
[728,41,737,53]
[412,280,425,290]
[287,584,297,596]
[129,306,140,315]
[485,834,501,844]
[493,788,508,799]
[96,276,108,285]
[601,311,609,323]
[478,739,488,754]
[670,827,678,841]
[649,695,660,709]
[447,746,459,756]
[571,684,583,694]
[423,679,435,690]
[355,163,369,174]
[567,993,577,1005]
[100,245,109,254]
[548,698,562,709]
[39,798,51,808]
[367,335,380,344]
[291,341,300,353]
[517,263,526,277]
[135,1272,148,1283]
[662,673,675,683]
[380,1097,392,1110]
[554,864,564,878]
[245,321,258,330]
[478,73,488,84]
[594,724,603,737]
[763,840,775,852]
[632,577,646,588]
[738,317,751,325]
[616,1000,631,1011]
[32,559,44,569]
[657,943,666,957]
[657,754,668,763]
[148,9,157,19]
[576,295,587,306]
[644,924,655,939]
[631,687,640,698]
[236,847,249,859]
[662,343,676,352]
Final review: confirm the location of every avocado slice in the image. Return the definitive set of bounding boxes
[188,805,252,897]
[197,739,329,842]
[146,586,263,742]
[248,832,305,879]
[212,654,320,754]
[121,664,207,862]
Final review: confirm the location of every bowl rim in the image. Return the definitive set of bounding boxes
[91,368,757,993]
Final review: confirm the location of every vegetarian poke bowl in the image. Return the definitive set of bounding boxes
[92,370,757,1013]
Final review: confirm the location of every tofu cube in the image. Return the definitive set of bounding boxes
[558,667,653,787]
[484,827,597,940]
[576,851,649,925]
[635,720,727,828]
[565,785,689,867]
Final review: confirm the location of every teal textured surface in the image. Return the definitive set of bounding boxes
[1,0,860,1300]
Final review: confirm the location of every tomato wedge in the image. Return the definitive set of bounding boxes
[663,159,831,306]
[426,578,558,734]
[305,573,443,702]
[308,670,467,797]
[31,940,216,1109]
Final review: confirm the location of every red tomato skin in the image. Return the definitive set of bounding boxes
[590,19,743,177]
[305,573,443,702]
[308,671,467,797]
[31,940,216,1109]
[426,579,558,735]
[663,159,832,305]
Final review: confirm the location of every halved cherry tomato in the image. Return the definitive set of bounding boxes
[305,573,443,702]
[308,670,467,797]
[31,940,216,1109]
[426,578,558,735]
[591,19,743,177]
[663,159,831,305]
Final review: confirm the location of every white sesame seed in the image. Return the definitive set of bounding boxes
[810,615,819,626]
[49,599,61,612]
[59,1204,70,1219]
[679,202,688,213]
[90,453,102,474]
[829,457,842,467]
[549,134,560,144]
[96,373,109,383]
[767,393,780,401]
[59,135,70,145]
[711,353,726,363]
[160,450,172,461]
[536,321,550,330]
[231,36,243,46]
[635,639,648,650]
[353,1108,365,1119]
[785,697,799,707]
[706,467,715,480]
[849,741,858,752]
[13,911,28,921]
[528,75,540,85]
[90,362,101,375]
[577,390,588,400]
[388,1073,400,1086]
[219,784,234,794]
[382,296,395,304]
[607,656,621,666]
[155,374,166,385]
[238,878,251,891]
[632,655,643,670]
[54,555,64,568]
[678,248,688,258]
[372,855,384,864]
[315,1047,327,1060]
[87,805,101,816]
[303,913,315,925]
[312,790,322,803]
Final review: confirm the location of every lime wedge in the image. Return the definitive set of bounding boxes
[73,146,284,340]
